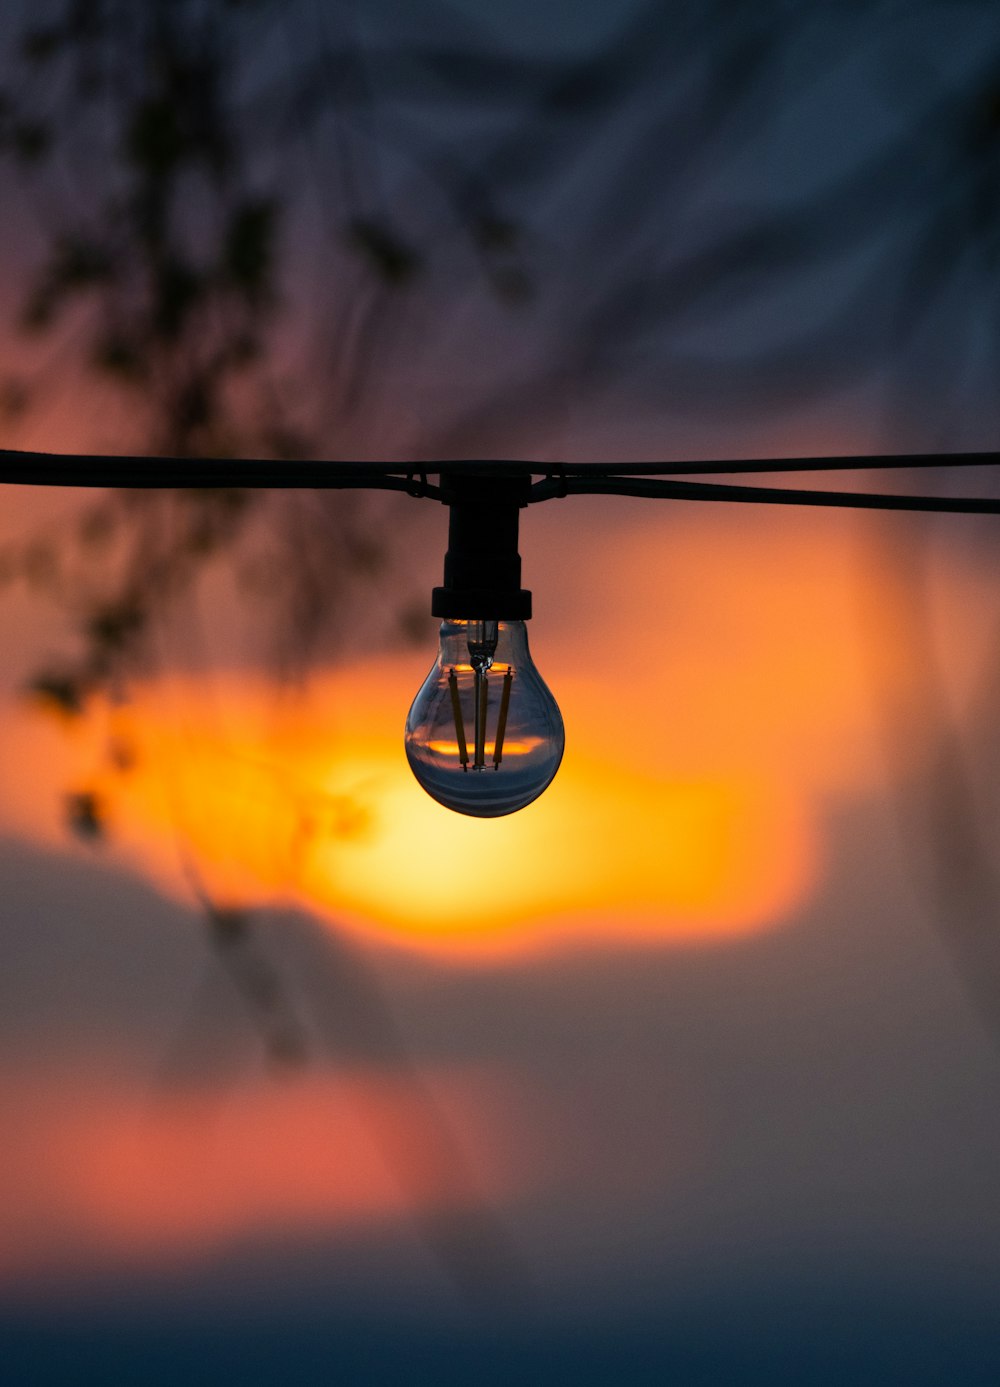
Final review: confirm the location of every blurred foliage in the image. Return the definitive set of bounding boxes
[0,0,566,735]
[1,0,999,1295]
[0,0,997,832]
[0,0,996,852]
[5,2,1000,452]
[64,788,106,841]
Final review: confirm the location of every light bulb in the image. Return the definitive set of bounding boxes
[405,618,565,817]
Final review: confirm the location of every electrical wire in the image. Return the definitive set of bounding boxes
[1,447,999,513]
[533,453,1000,477]
[532,475,1000,514]
[0,450,444,498]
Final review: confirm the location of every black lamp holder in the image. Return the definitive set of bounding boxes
[431,471,533,621]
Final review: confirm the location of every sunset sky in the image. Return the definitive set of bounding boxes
[2,2,1000,1383]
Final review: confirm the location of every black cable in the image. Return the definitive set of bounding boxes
[0,450,444,498]
[536,452,1000,478]
[0,448,999,514]
[537,476,1000,514]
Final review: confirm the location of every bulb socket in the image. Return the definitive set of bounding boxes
[431,586,532,620]
[431,472,533,620]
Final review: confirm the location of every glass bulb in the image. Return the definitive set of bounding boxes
[405,619,565,817]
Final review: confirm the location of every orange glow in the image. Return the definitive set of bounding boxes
[0,505,959,958]
[0,1063,525,1282]
[425,737,542,757]
[0,664,818,956]
[440,661,513,675]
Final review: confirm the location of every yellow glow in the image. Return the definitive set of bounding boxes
[315,750,813,953]
[0,662,815,958]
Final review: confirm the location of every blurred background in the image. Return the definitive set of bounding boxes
[1,1,1000,1381]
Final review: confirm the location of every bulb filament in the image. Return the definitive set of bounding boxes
[474,667,489,768]
[447,665,516,771]
[447,667,468,768]
[494,667,513,768]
